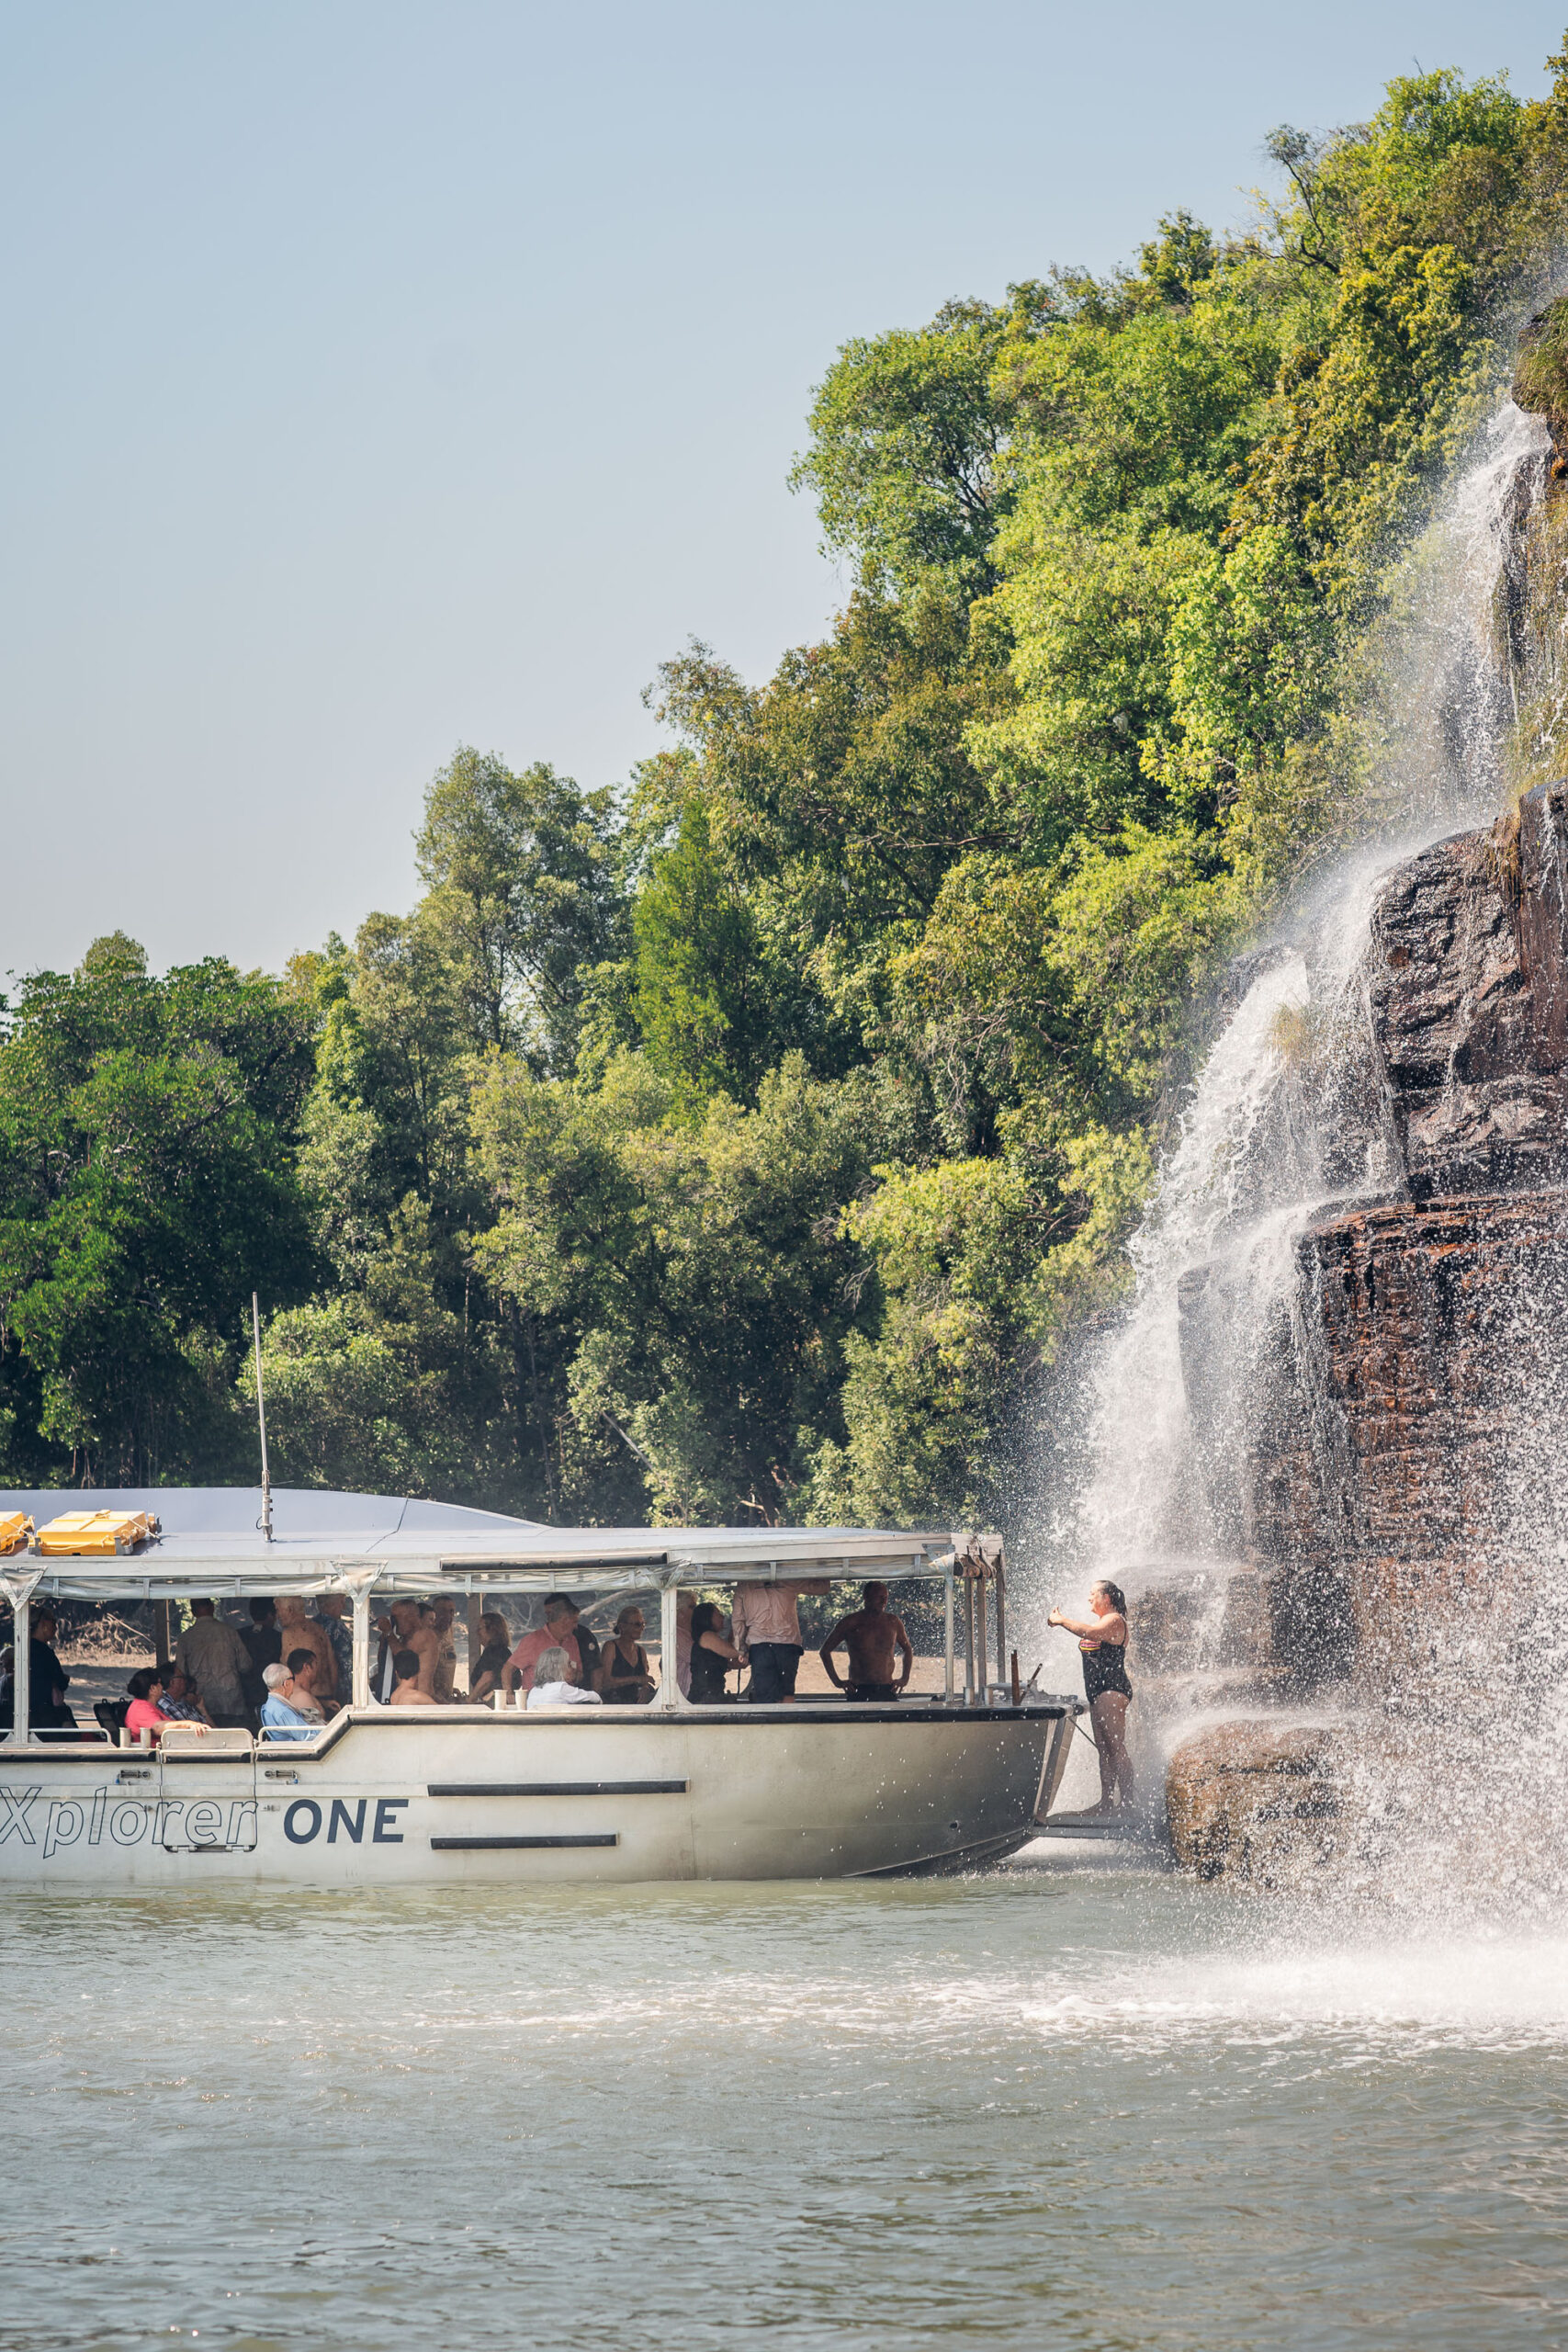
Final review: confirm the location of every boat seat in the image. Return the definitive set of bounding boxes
[160,1724,253,1758]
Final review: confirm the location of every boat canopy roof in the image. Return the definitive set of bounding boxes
[0,1487,962,1602]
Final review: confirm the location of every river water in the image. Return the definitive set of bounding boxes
[6,1857,1567,2350]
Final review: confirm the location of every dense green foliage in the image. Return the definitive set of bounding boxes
[0,941,317,1481]
[4,48,1566,1519]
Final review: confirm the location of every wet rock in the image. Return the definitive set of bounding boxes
[1256,1190,1568,1577]
[1370,782,1568,1200]
[1133,1565,1275,1676]
[1166,1721,1346,1883]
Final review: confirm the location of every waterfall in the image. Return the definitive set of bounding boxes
[1037,401,1558,1804]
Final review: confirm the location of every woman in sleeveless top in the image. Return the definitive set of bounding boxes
[468,1612,513,1707]
[598,1606,657,1705]
[1049,1580,1134,1815]
[687,1602,739,1704]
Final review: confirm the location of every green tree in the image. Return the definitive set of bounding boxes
[162,39,1568,1536]
[415,745,625,1069]
[791,295,1043,598]
[471,1051,879,1523]
[0,945,318,1483]
[630,801,775,1105]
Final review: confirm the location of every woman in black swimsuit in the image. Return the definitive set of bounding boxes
[598,1606,657,1705]
[1049,1580,1133,1815]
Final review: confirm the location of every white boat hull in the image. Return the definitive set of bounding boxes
[0,1704,1076,1884]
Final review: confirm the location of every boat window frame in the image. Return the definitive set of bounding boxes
[2,1538,983,1742]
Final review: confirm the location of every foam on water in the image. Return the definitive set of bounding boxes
[1007,1928,1568,2056]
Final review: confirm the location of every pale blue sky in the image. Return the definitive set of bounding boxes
[1,2,1559,975]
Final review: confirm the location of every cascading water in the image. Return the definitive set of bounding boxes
[1036,400,1564,1870]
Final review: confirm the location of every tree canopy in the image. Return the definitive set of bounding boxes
[7,43,1567,1523]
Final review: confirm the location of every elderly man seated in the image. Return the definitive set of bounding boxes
[525,1645,603,1709]
[259,1660,320,1741]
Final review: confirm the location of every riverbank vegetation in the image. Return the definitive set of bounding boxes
[5,47,1567,1521]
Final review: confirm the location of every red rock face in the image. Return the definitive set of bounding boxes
[1370,783,1568,1201]
[1264,1193,1568,1692]
[1179,786,1568,1697]
[1265,1191,1568,1569]
[1163,787,1568,1871]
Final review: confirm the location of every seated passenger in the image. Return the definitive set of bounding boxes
[819,1581,913,1702]
[158,1668,212,1724]
[284,1648,332,1722]
[504,1595,586,1696]
[259,1660,318,1741]
[125,1668,208,1743]
[374,1599,438,1702]
[389,1648,437,1707]
[526,1645,603,1708]
[598,1606,656,1705]
[276,1597,336,1704]
[687,1602,739,1704]
[467,1613,513,1706]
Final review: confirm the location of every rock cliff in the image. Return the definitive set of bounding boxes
[1166,782,1568,1879]
[1370,782,1568,1201]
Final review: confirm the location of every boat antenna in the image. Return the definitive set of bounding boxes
[252,1290,274,1544]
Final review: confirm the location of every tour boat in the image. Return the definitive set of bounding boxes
[0,1488,1079,1884]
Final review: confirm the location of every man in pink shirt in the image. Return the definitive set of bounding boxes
[504,1595,584,1695]
[731,1578,831,1702]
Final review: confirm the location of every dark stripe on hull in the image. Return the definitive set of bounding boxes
[428,1780,687,1796]
[430,1832,620,1850]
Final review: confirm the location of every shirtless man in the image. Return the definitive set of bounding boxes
[282,1648,329,1722]
[389,1649,436,1707]
[376,1599,440,1700]
[274,1597,336,1702]
[819,1583,913,1701]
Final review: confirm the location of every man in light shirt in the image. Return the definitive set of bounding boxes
[505,1595,585,1695]
[731,1577,831,1702]
[259,1661,317,1742]
[173,1598,251,1727]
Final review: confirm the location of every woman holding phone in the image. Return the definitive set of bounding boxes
[1049,1580,1133,1815]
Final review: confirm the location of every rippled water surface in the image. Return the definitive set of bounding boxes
[5,1857,1567,2349]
